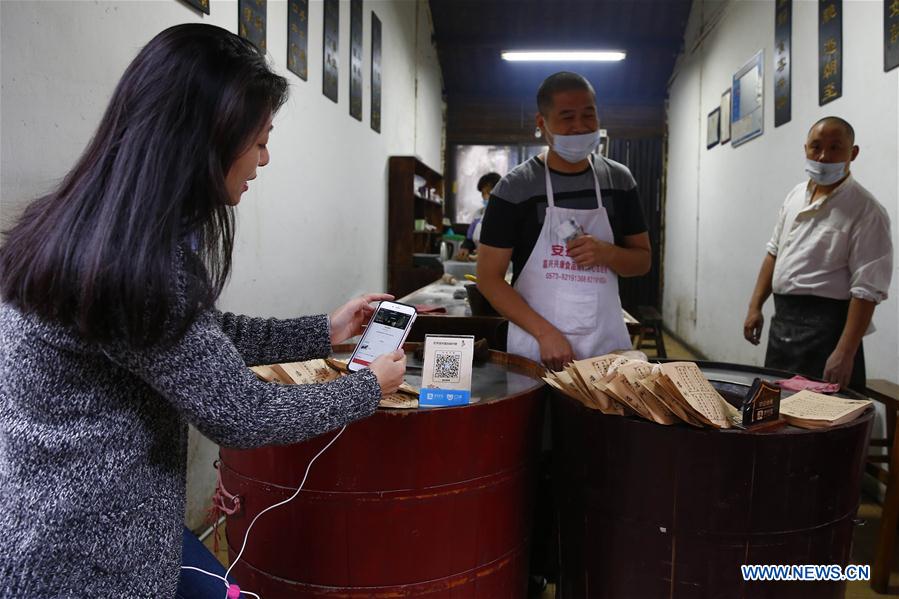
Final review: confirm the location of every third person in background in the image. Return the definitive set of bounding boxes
[744,117,893,391]
[455,172,501,260]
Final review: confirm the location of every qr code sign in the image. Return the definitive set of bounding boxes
[433,350,462,383]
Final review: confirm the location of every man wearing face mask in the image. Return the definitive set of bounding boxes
[477,72,651,371]
[456,172,501,260]
[744,117,892,391]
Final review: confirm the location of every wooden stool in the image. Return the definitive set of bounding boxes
[868,380,899,593]
[634,305,666,359]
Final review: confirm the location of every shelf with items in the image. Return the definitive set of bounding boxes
[411,231,440,255]
[414,194,443,206]
[388,156,445,299]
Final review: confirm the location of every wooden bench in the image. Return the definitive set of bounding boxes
[632,305,667,358]
[867,379,899,593]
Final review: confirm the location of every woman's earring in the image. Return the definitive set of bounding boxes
[534,127,542,139]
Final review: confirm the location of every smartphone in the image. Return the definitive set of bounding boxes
[347,301,418,372]
[556,218,585,245]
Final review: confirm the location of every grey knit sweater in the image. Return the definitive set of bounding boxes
[0,303,381,598]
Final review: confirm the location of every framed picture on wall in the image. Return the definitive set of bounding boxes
[238,0,267,52]
[179,0,210,14]
[707,107,720,149]
[287,0,308,80]
[884,0,899,72]
[818,0,842,105]
[371,12,382,133]
[323,0,339,103]
[349,0,363,120]
[774,0,792,125]
[731,50,764,147]
[720,89,731,144]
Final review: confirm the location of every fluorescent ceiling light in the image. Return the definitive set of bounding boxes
[501,50,626,62]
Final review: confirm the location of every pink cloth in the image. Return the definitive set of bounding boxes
[774,375,840,393]
[415,304,447,314]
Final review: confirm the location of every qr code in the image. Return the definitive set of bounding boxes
[433,350,462,383]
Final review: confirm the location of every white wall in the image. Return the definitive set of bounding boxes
[665,0,899,385]
[1,0,445,529]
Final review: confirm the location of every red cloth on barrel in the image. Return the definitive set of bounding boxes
[774,375,840,393]
[414,304,447,314]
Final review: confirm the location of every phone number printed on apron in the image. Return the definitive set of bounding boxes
[542,254,608,284]
[545,272,607,283]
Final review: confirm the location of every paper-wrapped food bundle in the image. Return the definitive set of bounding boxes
[545,355,740,429]
[250,359,419,409]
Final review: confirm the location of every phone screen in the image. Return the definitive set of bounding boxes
[350,306,414,368]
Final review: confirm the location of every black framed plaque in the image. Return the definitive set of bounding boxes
[720,88,731,144]
[818,0,842,105]
[707,107,720,150]
[179,0,209,15]
[349,0,363,121]
[887,0,899,72]
[774,0,792,126]
[239,0,266,52]
[323,0,339,103]
[287,0,308,80]
[371,12,382,133]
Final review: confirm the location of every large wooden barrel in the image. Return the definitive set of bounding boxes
[552,362,873,598]
[219,347,546,598]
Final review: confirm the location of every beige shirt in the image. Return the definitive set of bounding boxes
[766,174,892,304]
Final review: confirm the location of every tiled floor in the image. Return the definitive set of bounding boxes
[203,332,899,597]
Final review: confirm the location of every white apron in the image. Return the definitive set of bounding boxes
[507,154,632,363]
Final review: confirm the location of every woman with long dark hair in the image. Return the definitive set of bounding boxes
[0,23,406,597]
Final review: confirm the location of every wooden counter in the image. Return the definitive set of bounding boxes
[219,346,548,598]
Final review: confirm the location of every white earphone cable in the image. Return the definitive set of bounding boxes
[179,424,347,599]
[223,424,348,589]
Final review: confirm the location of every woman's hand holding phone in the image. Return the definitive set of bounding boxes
[368,350,407,396]
[329,293,395,344]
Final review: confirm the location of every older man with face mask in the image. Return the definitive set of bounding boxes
[476,72,652,371]
[744,117,893,391]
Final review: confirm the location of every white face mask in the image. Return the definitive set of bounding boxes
[547,129,601,164]
[805,158,849,186]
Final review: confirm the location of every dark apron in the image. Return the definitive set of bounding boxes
[765,294,866,391]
